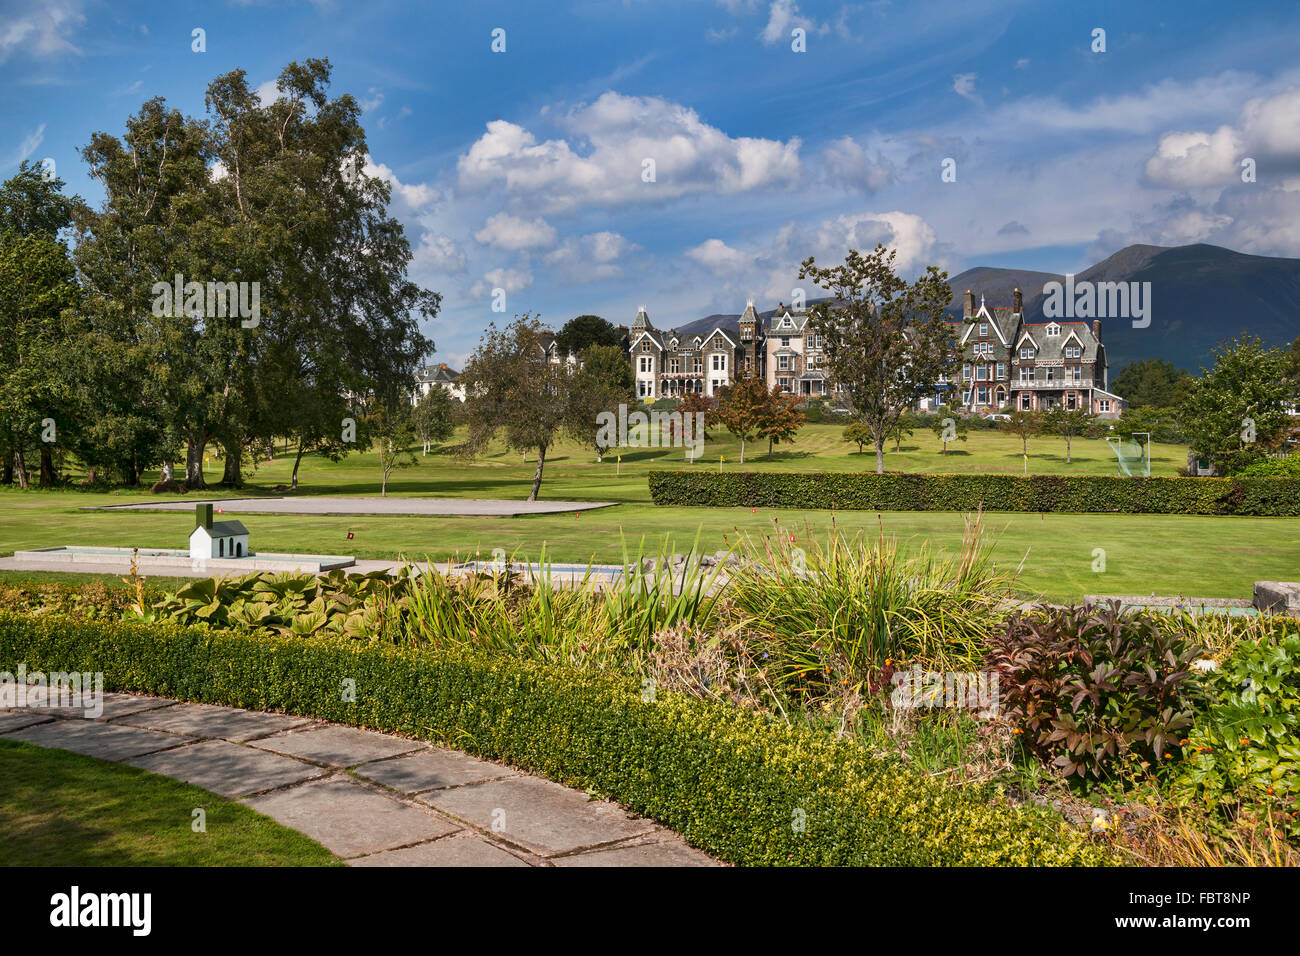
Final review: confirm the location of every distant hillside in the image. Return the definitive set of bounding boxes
[948,243,1300,371]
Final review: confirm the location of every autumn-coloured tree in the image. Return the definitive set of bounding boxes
[715,374,770,464]
[760,389,804,459]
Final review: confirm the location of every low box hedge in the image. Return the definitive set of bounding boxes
[647,471,1300,515]
[0,612,1107,866]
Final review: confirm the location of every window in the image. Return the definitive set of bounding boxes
[669,358,679,373]
[1020,367,1034,382]
[1099,400,1111,412]
[962,389,971,403]
[779,355,790,371]
[1045,323,1060,336]
[639,356,651,372]
[1068,365,1081,382]
[996,362,1005,379]
[780,336,790,347]
[219,538,225,557]
[1021,393,1031,410]
[1020,346,1035,360]
[641,341,650,352]
[979,322,988,337]
[976,366,988,381]
[962,363,971,380]
[978,387,988,404]
[1065,345,1080,358]
[711,354,726,372]
[1067,393,1077,410]
[1045,367,1056,382]
[779,377,789,391]
[692,358,702,373]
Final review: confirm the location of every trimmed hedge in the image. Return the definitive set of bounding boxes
[0,612,1107,866]
[648,471,1300,515]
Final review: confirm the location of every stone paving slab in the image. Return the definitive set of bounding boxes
[243,775,459,858]
[127,739,328,797]
[2,687,176,721]
[253,725,425,767]
[116,702,315,742]
[354,748,516,793]
[4,719,185,761]
[555,837,718,867]
[0,712,54,733]
[419,775,657,856]
[349,833,533,867]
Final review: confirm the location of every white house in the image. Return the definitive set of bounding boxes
[189,503,249,559]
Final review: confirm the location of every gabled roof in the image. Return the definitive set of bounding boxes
[192,520,248,537]
[415,363,460,384]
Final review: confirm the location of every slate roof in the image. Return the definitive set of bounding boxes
[1015,321,1102,364]
[193,520,248,537]
[415,363,460,384]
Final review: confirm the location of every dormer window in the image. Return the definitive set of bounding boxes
[1045,323,1060,337]
[1065,345,1081,358]
[1020,346,1035,360]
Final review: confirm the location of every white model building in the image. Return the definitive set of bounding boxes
[189,503,249,559]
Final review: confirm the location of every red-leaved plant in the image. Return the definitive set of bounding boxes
[986,602,1203,783]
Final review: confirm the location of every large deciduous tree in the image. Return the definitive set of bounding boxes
[0,162,84,487]
[459,315,576,501]
[800,245,957,473]
[73,59,435,490]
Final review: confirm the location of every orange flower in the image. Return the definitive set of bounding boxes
[1240,738,1251,745]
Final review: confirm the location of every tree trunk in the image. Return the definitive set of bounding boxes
[39,444,56,488]
[2,447,13,485]
[768,438,774,459]
[291,441,306,490]
[86,467,97,486]
[739,438,745,464]
[527,444,547,502]
[875,439,884,474]
[14,448,29,489]
[1065,436,1072,464]
[220,438,242,487]
[184,436,207,489]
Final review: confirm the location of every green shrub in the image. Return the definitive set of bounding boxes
[0,611,1108,866]
[986,603,1203,782]
[1173,634,1300,838]
[1234,452,1300,478]
[647,470,1300,515]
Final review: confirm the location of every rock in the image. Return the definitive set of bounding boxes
[1254,581,1300,617]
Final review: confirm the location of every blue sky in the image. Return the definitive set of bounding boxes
[4,0,1300,367]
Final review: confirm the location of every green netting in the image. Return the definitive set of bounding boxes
[1105,436,1150,477]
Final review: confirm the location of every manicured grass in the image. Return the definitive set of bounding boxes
[2,425,1295,602]
[0,739,339,866]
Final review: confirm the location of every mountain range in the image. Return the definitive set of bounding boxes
[946,243,1300,372]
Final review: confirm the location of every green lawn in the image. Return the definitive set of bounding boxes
[1,424,1295,602]
[0,739,339,866]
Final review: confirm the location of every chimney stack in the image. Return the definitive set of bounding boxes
[1013,288,1023,314]
[963,290,976,319]
[1092,319,1102,340]
[196,502,213,530]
